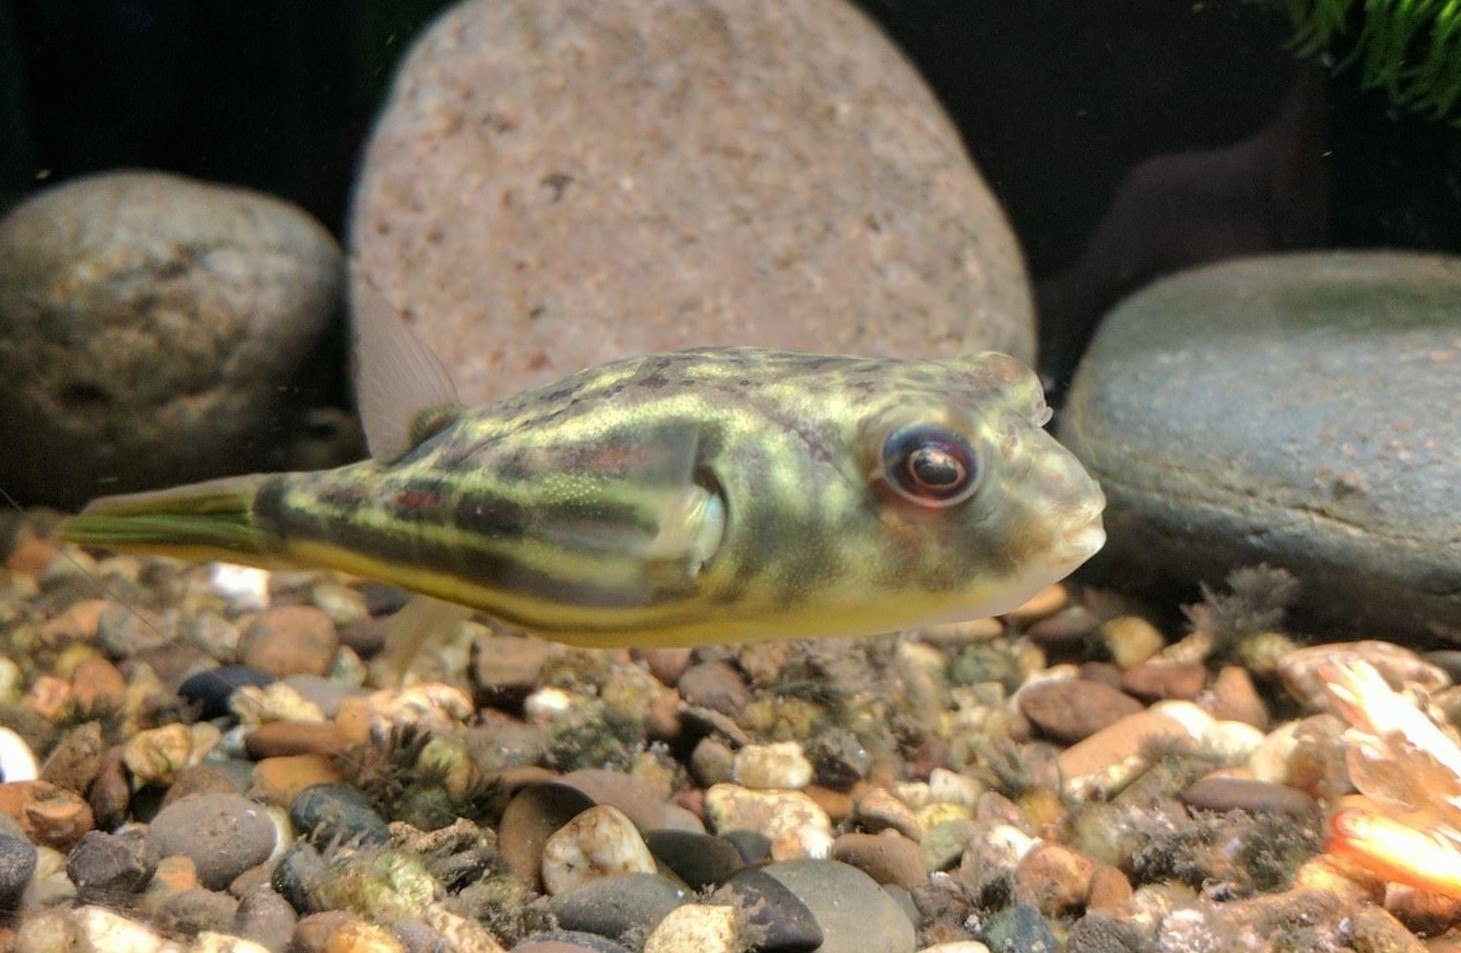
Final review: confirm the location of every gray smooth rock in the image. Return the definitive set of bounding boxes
[548,872,686,939]
[351,0,1032,407]
[0,170,357,508]
[1062,252,1461,641]
[760,859,914,953]
[147,793,279,890]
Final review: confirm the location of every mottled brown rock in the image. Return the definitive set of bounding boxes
[352,0,1033,409]
[1279,641,1449,712]
[239,607,339,679]
[1120,663,1208,702]
[1085,864,1133,913]
[88,746,130,830]
[69,657,126,713]
[677,661,750,717]
[0,171,353,508]
[1181,776,1318,819]
[1019,678,1143,745]
[471,634,550,708]
[39,721,105,795]
[1207,665,1270,729]
[0,780,93,849]
[1013,841,1097,917]
[829,831,925,889]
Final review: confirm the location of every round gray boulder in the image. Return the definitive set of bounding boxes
[351,0,1032,405]
[0,170,351,508]
[1061,252,1461,641]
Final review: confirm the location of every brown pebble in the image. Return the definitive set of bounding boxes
[1279,641,1449,712]
[854,786,924,841]
[40,721,105,794]
[5,530,59,576]
[88,745,131,829]
[1013,841,1097,917]
[38,599,107,645]
[1005,584,1068,624]
[245,722,348,760]
[830,831,926,889]
[1120,663,1208,702]
[1057,708,1196,797]
[1086,864,1133,913]
[1078,662,1124,689]
[0,779,93,849]
[677,660,750,716]
[228,861,277,899]
[337,616,388,658]
[803,785,854,824]
[1181,776,1318,818]
[1019,679,1144,745]
[22,676,72,721]
[70,656,127,712]
[238,606,339,678]
[292,911,357,953]
[1026,606,1098,646]
[471,634,550,707]
[164,763,241,805]
[1099,616,1166,670]
[1207,666,1270,729]
[634,647,694,686]
[151,854,201,894]
[252,755,343,807]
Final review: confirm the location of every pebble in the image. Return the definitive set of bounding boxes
[232,684,327,726]
[66,829,154,898]
[69,657,127,713]
[0,727,39,783]
[238,607,339,679]
[703,785,831,843]
[252,756,344,808]
[122,723,218,787]
[290,784,389,848]
[557,769,703,834]
[321,919,407,953]
[1005,585,1069,624]
[1119,663,1207,702]
[676,662,751,717]
[497,783,599,891]
[235,886,298,953]
[642,903,737,953]
[193,934,272,953]
[148,793,280,890]
[1278,641,1449,711]
[87,747,131,831]
[830,831,926,889]
[514,934,632,953]
[732,742,814,791]
[0,781,94,850]
[1060,252,1461,640]
[1012,842,1097,917]
[1097,617,1166,670]
[855,787,926,842]
[759,859,915,953]
[0,831,37,910]
[1056,705,1207,799]
[0,170,349,509]
[470,635,550,707]
[1017,679,1143,745]
[643,830,744,889]
[72,904,181,953]
[919,945,991,953]
[180,667,276,720]
[1085,865,1134,913]
[1180,776,1318,818]
[152,886,240,934]
[351,0,1031,410]
[979,903,1057,953]
[540,805,657,896]
[245,723,348,760]
[549,872,686,939]
[1206,665,1270,729]
[717,867,824,952]
[271,843,326,915]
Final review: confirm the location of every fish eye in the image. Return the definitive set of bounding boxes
[880,425,981,507]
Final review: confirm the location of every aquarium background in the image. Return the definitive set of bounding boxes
[4,0,1458,393]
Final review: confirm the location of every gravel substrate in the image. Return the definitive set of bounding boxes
[1,512,1457,953]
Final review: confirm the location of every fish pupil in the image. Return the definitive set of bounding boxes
[881,425,980,507]
[908,447,963,489]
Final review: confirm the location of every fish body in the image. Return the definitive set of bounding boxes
[62,344,1104,648]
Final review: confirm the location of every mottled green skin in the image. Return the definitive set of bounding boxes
[245,347,1103,646]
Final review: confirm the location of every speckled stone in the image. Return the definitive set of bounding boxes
[148,793,279,890]
[351,0,1033,410]
[548,872,686,939]
[289,784,389,848]
[0,170,353,508]
[1062,252,1461,640]
[643,830,744,889]
[759,859,914,953]
[540,806,657,896]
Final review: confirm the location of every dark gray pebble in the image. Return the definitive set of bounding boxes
[516,931,633,953]
[549,872,686,939]
[1181,777,1318,818]
[719,868,824,953]
[981,902,1058,953]
[235,884,298,953]
[66,829,155,897]
[271,842,326,914]
[290,784,389,847]
[721,829,773,865]
[148,793,279,890]
[0,832,37,910]
[179,666,274,719]
[645,829,745,888]
[1067,914,1152,953]
[359,582,411,617]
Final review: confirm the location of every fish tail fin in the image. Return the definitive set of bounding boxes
[60,474,279,564]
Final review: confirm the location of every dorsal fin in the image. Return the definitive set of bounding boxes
[351,268,460,461]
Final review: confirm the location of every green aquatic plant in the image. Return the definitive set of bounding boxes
[1261,0,1461,123]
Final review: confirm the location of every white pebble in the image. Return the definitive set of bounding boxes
[74,905,181,953]
[1200,719,1266,762]
[733,741,813,790]
[540,805,656,895]
[644,904,739,953]
[704,784,831,841]
[189,934,272,953]
[209,564,270,612]
[0,726,38,782]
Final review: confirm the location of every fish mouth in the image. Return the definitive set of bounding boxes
[1053,497,1107,566]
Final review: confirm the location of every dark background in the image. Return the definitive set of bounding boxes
[3,0,1458,388]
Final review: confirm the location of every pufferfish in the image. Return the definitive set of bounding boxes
[60,282,1105,657]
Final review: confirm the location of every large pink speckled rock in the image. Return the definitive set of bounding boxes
[351,0,1033,404]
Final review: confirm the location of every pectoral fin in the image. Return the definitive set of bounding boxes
[382,594,473,686]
